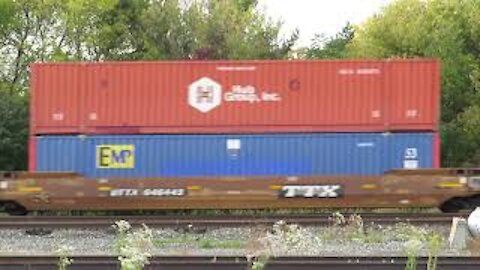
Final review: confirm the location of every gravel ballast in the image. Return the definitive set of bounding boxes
[0,222,475,257]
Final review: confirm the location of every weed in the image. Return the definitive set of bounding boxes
[404,239,422,270]
[318,228,338,241]
[348,214,364,229]
[198,239,245,249]
[113,220,133,252]
[153,236,194,248]
[344,214,364,239]
[398,223,443,270]
[245,226,269,256]
[251,254,270,270]
[244,226,271,270]
[346,215,386,244]
[263,220,316,256]
[394,223,429,242]
[113,221,154,270]
[198,238,214,249]
[426,233,443,270]
[55,245,73,270]
[153,234,245,249]
[351,227,385,244]
[331,212,347,226]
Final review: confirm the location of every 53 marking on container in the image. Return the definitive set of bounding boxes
[280,185,343,198]
[109,188,186,197]
[403,147,419,169]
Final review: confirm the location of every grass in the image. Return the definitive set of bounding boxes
[392,223,430,242]
[154,235,245,249]
[318,226,387,244]
[154,237,194,248]
[347,227,386,244]
[198,239,245,249]
[318,229,338,241]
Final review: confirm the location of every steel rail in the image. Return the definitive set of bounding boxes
[0,213,466,229]
[0,256,479,270]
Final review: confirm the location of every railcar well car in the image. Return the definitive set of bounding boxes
[1,59,474,215]
[0,169,479,215]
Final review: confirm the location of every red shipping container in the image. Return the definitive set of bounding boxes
[30,59,440,135]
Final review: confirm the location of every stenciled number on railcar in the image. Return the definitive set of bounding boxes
[280,185,343,198]
[109,188,186,197]
[143,188,185,197]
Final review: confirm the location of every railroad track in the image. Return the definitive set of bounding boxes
[0,256,479,270]
[0,213,466,229]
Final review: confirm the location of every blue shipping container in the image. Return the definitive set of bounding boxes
[33,133,437,178]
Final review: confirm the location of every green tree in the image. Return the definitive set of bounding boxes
[0,0,16,35]
[0,0,297,170]
[348,0,480,166]
[139,0,192,59]
[306,23,354,59]
[140,0,297,60]
[0,84,28,170]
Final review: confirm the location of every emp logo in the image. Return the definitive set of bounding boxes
[96,145,135,169]
[188,77,222,113]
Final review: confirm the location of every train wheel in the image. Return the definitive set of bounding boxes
[439,197,471,213]
[467,196,480,208]
[4,202,27,216]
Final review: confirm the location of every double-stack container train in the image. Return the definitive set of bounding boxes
[1,59,478,215]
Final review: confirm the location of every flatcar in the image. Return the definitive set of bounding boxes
[0,168,479,215]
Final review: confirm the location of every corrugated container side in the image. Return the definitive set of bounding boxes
[83,60,386,133]
[32,133,436,178]
[30,60,440,135]
[31,64,87,133]
[387,60,440,130]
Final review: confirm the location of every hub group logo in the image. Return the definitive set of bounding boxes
[188,77,222,113]
[96,145,135,169]
[188,76,281,113]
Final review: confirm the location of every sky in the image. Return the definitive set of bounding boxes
[259,0,393,48]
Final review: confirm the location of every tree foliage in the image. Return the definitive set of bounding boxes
[139,0,297,60]
[347,0,480,166]
[0,0,297,170]
[306,23,354,59]
[0,85,28,170]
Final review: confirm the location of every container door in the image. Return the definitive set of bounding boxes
[386,61,439,131]
[381,133,434,173]
[32,65,84,134]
